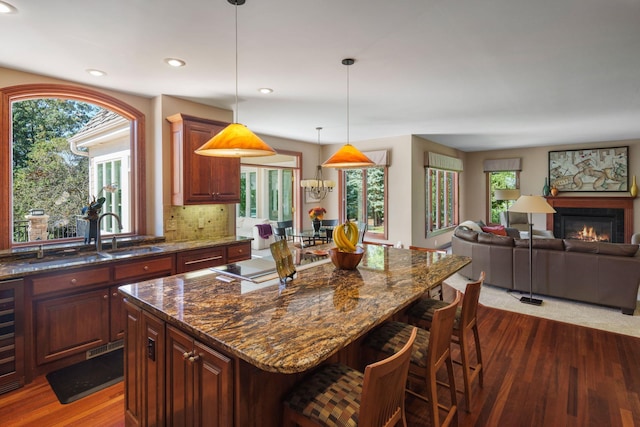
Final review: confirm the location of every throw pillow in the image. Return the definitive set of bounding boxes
[482,225,507,236]
[458,220,483,233]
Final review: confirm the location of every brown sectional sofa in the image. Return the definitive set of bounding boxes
[452,227,640,314]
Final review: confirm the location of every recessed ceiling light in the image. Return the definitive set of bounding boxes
[165,58,186,67]
[258,88,273,94]
[86,69,107,77]
[0,1,17,14]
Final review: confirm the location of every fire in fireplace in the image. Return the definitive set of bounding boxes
[563,216,612,242]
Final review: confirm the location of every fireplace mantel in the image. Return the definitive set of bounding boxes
[545,196,634,243]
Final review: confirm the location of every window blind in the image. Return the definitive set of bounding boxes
[362,150,389,166]
[483,157,522,172]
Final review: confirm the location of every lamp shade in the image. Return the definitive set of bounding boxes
[322,143,375,169]
[194,123,277,157]
[508,195,556,214]
[494,189,520,201]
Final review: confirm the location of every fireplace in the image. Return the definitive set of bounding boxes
[545,196,634,243]
[555,208,622,242]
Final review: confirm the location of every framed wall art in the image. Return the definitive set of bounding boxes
[548,146,628,193]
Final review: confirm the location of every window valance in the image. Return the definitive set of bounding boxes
[424,152,463,171]
[363,149,389,166]
[483,157,522,172]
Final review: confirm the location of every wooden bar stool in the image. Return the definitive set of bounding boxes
[283,327,417,426]
[362,291,462,427]
[407,271,485,412]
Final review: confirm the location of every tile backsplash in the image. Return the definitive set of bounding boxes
[163,204,232,241]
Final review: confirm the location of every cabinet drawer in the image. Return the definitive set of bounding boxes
[177,248,225,273]
[114,256,174,282]
[32,267,110,296]
[227,242,251,263]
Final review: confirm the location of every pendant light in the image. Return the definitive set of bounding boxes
[322,58,374,169]
[300,127,336,200]
[195,0,276,158]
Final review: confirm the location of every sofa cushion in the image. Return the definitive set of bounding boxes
[458,220,483,233]
[563,240,639,257]
[515,238,565,251]
[563,240,598,253]
[454,227,478,242]
[481,225,507,236]
[478,232,514,247]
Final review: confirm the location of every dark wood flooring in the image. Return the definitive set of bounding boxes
[2,300,640,426]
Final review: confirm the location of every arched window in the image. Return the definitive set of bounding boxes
[0,84,146,249]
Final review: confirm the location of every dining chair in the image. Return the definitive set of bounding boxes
[277,220,295,241]
[407,271,485,412]
[283,327,417,427]
[320,219,338,242]
[362,291,462,427]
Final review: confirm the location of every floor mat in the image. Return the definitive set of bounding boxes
[45,348,123,404]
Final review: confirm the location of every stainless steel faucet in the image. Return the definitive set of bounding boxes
[96,212,123,252]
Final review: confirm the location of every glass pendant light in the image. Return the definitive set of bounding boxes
[322,58,374,168]
[195,0,276,157]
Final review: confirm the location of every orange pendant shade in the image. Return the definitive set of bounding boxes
[195,123,276,157]
[322,143,375,169]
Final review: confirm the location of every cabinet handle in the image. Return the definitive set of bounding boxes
[143,265,149,271]
[70,278,77,285]
[112,292,118,297]
[189,354,200,363]
[238,249,243,253]
[184,255,223,265]
[103,294,108,299]
[183,351,192,360]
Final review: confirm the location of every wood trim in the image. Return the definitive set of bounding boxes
[545,196,634,243]
[0,84,147,249]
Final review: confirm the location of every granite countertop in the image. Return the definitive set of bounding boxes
[0,236,252,279]
[119,245,471,374]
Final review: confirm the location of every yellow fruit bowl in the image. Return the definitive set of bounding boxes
[329,246,364,270]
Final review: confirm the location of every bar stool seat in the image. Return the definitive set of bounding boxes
[283,328,417,427]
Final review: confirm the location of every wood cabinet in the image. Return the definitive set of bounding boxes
[167,113,240,205]
[226,241,251,263]
[0,278,24,395]
[29,255,174,371]
[176,247,226,273]
[166,325,233,427]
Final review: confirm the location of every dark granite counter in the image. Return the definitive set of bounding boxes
[119,245,470,374]
[0,236,252,279]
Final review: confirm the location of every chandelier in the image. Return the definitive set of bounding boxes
[301,127,335,200]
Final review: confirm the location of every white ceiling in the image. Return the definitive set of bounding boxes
[1,0,639,152]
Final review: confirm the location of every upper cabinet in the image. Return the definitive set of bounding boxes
[167,114,240,205]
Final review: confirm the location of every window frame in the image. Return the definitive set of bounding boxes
[486,171,520,225]
[339,166,388,240]
[0,83,146,249]
[425,167,459,235]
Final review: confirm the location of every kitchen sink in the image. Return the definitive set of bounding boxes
[22,254,102,268]
[97,245,164,259]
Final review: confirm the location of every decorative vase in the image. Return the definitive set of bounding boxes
[550,186,559,197]
[631,175,638,198]
[542,178,550,197]
[312,219,321,234]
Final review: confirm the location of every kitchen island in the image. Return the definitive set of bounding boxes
[119,245,470,426]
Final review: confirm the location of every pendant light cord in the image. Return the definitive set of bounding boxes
[346,62,350,144]
[234,1,239,124]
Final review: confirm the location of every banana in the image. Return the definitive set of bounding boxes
[347,222,359,246]
[334,223,356,252]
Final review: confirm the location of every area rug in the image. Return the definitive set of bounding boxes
[46,348,123,404]
[444,273,640,338]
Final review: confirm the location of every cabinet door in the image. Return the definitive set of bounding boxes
[193,341,233,427]
[124,301,142,427]
[142,310,165,427]
[211,156,240,203]
[35,288,109,365]
[110,286,126,342]
[166,326,194,427]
